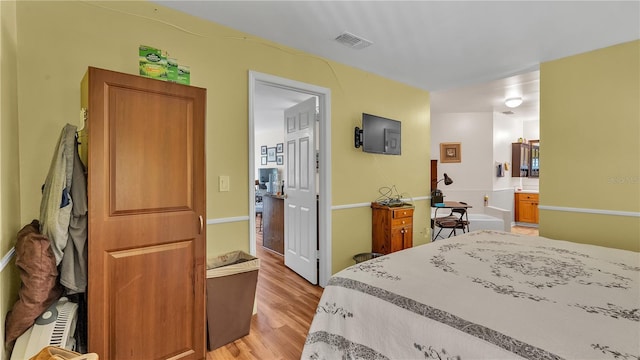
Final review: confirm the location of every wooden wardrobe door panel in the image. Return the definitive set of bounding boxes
[109,87,193,214]
[85,67,206,360]
[107,241,196,359]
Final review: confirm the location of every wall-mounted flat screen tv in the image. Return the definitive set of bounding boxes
[355,113,401,155]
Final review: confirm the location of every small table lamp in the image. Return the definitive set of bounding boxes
[431,173,453,206]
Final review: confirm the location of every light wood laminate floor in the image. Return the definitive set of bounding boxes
[512,225,539,236]
[206,227,323,360]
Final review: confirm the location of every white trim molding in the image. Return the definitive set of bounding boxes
[538,205,640,218]
[248,70,332,287]
[331,202,373,211]
[206,216,249,225]
[1,247,16,273]
[331,196,429,211]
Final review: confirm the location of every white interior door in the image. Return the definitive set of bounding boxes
[284,96,317,284]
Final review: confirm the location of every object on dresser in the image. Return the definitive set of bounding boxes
[375,185,410,207]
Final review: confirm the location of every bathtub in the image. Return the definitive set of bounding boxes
[466,213,505,232]
[432,206,511,240]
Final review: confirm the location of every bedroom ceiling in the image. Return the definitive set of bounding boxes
[154,1,639,124]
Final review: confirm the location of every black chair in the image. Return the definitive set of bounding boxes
[433,203,470,239]
[255,188,264,232]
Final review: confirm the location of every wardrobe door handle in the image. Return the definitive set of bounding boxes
[199,215,204,234]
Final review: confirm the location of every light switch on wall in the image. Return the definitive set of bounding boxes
[219,176,230,192]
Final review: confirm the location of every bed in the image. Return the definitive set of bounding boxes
[302,230,639,360]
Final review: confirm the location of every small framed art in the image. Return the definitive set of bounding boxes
[276,155,284,165]
[267,147,277,162]
[261,156,267,165]
[276,143,284,153]
[440,142,461,163]
[261,145,267,155]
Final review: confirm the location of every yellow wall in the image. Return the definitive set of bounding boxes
[540,40,640,251]
[1,0,22,357]
[14,1,430,274]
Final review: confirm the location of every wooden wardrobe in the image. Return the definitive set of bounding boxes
[81,67,207,359]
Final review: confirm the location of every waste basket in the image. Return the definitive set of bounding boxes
[206,251,260,351]
[353,252,383,264]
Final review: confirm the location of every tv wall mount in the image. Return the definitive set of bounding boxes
[354,127,363,148]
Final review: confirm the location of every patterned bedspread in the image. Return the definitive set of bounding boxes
[302,230,640,360]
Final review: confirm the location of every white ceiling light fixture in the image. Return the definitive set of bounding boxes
[504,97,523,108]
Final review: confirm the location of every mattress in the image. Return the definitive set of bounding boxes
[302,230,640,359]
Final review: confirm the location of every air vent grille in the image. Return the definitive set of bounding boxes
[335,32,372,49]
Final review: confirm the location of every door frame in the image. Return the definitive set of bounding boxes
[248,71,332,287]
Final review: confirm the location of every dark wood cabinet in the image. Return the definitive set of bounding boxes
[371,202,414,254]
[530,144,540,178]
[263,195,284,254]
[512,142,540,178]
[430,159,438,192]
[512,143,530,177]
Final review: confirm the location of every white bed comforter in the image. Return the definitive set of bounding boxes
[302,230,640,360]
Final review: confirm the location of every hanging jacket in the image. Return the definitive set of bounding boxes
[60,134,88,294]
[40,124,75,264]
[39,123,88,294]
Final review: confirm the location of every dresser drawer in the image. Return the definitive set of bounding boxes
[392,217,412,228]
[517,193,539,201]
[392,207,413,219]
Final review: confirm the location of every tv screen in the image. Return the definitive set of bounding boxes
[258,168,278,184]
[361,113,401,155]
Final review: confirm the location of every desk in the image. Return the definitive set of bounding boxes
[431,201,472,241]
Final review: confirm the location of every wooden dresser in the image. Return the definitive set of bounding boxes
[371,202,414,254]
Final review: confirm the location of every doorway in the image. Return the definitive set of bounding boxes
[248,71,332,287]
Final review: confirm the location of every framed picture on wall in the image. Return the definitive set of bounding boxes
[267,147,277,162]
[440,142,461,163]
[261,145,267,155]
[261,156,267,165]
[276,155,284,165]
[276,143,284,153]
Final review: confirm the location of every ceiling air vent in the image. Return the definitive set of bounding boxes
[335,31,373,50]
[502,111,515,115]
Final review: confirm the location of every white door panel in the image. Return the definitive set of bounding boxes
[299,137,310,190]
[284,96,317,284]
[286,140,296,188]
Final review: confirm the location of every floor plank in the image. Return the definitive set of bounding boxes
[511,225,539,236]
